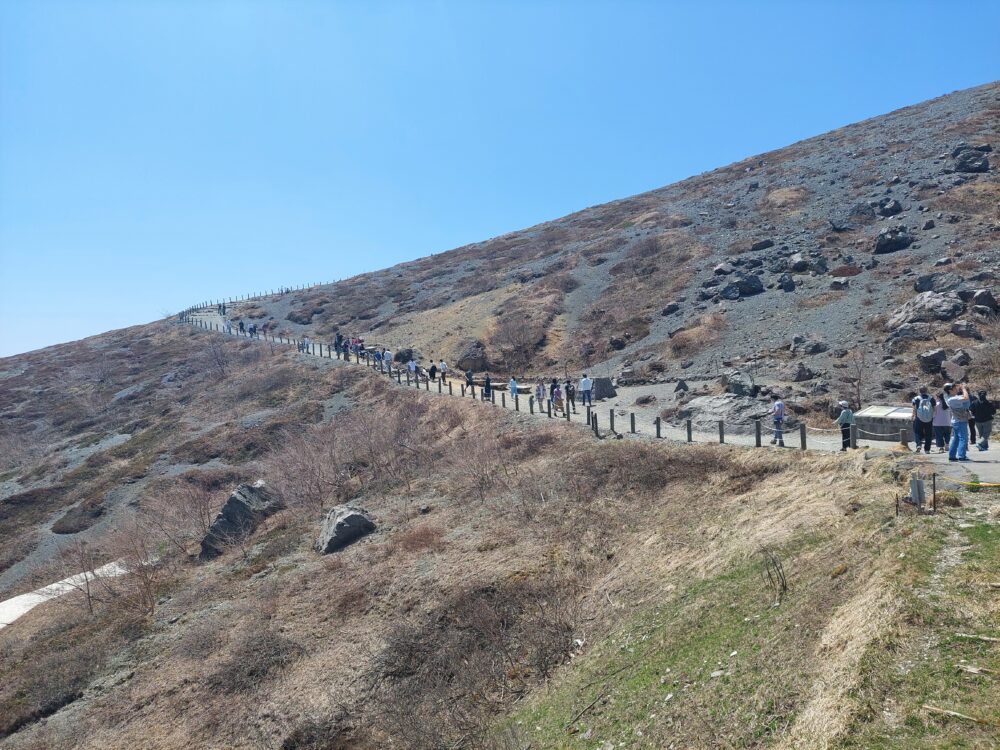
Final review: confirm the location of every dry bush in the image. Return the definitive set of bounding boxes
[759,186,808,215]
[796,289,847,310]
[933,181,1000,218]
[140,483,223,556]
[369,573,580,749]
[830,264,863,277]
[396,524,446,553]
[208,627,304,696]
[669,313,727,357]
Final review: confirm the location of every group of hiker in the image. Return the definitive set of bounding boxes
[454,373,596,413]
[225,319,258,338]
[909,384,996,461]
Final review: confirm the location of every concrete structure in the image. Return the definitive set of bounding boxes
[855,405,911,443]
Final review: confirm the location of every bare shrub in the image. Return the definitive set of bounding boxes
[396,524,446,553]
[669,313,727,357]
[141,483,222,557]
[208,627,304,695]
[370,574,580,749]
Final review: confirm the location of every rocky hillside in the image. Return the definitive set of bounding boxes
[224,81,999,417]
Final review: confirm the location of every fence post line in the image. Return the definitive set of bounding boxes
[800,423,807,451]
[655,417,661,438]
[718,420,725,444]
[754,420,762,447]
[609,409,615,433]
[850,424,858,449]
[630,413,636,434]
[686,419,693,443]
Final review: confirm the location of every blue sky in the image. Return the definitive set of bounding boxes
[1,1,998,357]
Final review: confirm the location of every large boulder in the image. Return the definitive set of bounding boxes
[780,362,815,382]
[913,272,964,293]
[952,147,990,173]
[678,394,774,435]
[917,348,947,374]
[592,377,617,400]
[874,226,914,254]
[316,506,376,554]
[720,273,764,299]
[950,320,981,339]
[199,481,284,561]
[887,291,965,328]
[876,197,903,217]
[455,340,489,372]
[721,369,758,397]
[970,288,998,311]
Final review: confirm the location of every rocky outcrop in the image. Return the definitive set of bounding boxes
[887,291,964,328]
[455,340,489,372]
[199,481,284,561]
[952,143,990,173]
[316,506,376,554]
[913,272,964,293]
[719,273,764,299]
[780,362,815,382]
[917,348,947,374]
[873,226,914,254]
[721,369,758,397]
[678,394,773,435]
[592,377,617,400]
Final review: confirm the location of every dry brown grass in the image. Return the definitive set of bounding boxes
[669,312,727,356]
[933,181,1000,219]
[760,185,809,215]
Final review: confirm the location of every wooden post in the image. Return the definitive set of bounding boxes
[449,382,453,396]
[471,385,476,400]
[547,400,552,418]
[396,370,401,384]
[609,409,615,433]
[899,428,908,448]
[754,419,762,447]
[592,413,599,437]
[850,424,858,449]
[932,473,937,513]
[630,413,636,434]
[655,416,661,438]
[686,419,693,443]
[425,378,429,391]
[406,372,411,386]
[501,392,506,408]
[461,384,466,397]
[718,420,725,444]
[586,405,592,426]
[491,390,495,404]
[565,404,570,421]
[438,379,443,393]
[800,423,807,451]
[529,396,534,414]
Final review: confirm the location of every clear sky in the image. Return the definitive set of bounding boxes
[1,1,998,357]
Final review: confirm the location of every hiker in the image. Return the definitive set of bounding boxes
[552,382,565,415]
[579,373,593,406]
[383,349,393,369]
[910,387,935,454]
[565,380,576,413]
[465,369,474,388]
[508,376,518,401]
[969,392,979,445]
[972,389,995,451]
[238,320,245,334]
[302,335,311,353]
[407,358,417,378]
[932,393,952,452]
[224,319,233,335]
[439,359,448,384]
[429,362,438,382]
[535,381,546,408]
[482,373,492,401]
[549,378,558,402]
[944,382,972,462]
[249,323,257,338]
[770,394,785,447]
[834,400,854,451]
[373,349,383,369]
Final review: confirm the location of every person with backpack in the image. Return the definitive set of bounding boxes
[429,362,438,382]
[972,389,995,451]
[482,373,492,401]
[238,320,245,335]
[944,382,973,462]
[911,387,935,454]
[579,373,593,406]
[439,359,448,384]
[932,393,951,452]
[834,400,854,451]
[770,394,785,447]
[565,380,576,413]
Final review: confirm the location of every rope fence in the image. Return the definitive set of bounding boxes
[181,309,902,456]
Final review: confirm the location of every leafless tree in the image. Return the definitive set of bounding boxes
[843,348,871,409]
[207,337,231,379]
[141,483,221,557]
[492,312,542,374]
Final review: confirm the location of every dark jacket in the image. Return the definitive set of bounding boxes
[971,398,997,422]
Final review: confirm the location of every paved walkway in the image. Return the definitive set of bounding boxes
[0,562,125,630]
[185,309,1000,486]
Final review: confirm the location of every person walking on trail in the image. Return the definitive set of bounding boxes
[249,323,257,338]
[465,369,475,388]
[972,389,995,451]
[302,335,311,354]
[225,319,233,335]
[770,395,785,447]
[565,380,576,413]
[552,382,565,415]
[238,320,245,335]
[911,387,935,454]
[508,376,518,401]
[535,381,546,408]
[429,362,438,382]
[932,393,951,453]
[383,349,393,369]
[834,400,854,451]
[407,359,417,379]
[944,382,973,462]
[549,378,559,402]
[482,374,492,401]
[439,359,448,383]
[968,392,980,445]
[579,374,593,406]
